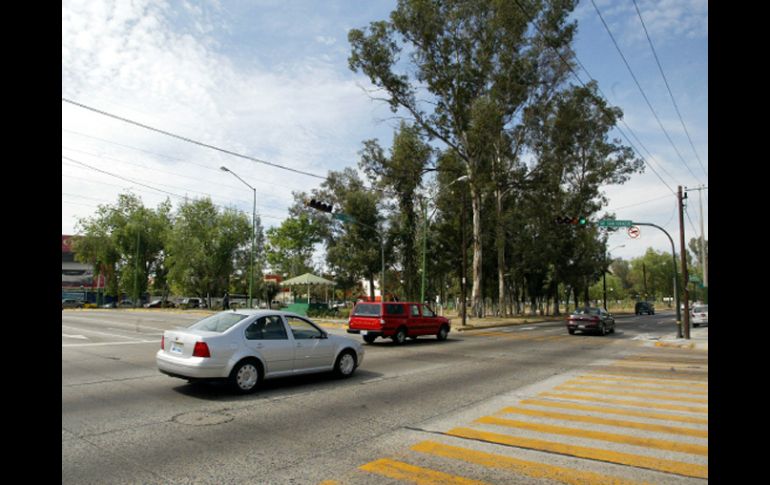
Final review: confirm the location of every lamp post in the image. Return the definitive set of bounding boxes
[420,175,469,306]
[220,166,256,309]
[603,244,624,311]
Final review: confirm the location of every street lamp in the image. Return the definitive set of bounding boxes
[221,166,256,309]
[420,175,469,308]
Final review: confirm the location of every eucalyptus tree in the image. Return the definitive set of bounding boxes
[359,122,432,301]
[349,0,580,317]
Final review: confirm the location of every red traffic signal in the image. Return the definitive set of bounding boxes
[305,198,333,213]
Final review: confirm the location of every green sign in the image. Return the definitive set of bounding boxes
[689,275,701,283]
[333,213,356,223]
[597,219,633,228]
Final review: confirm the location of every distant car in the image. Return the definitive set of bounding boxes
[181,298,201,309]
[157,310,364,393]
[691,305,708,327]
[567,307,615,336]
[62,298,84,309]
[635,301,655,315]
[144,299,176,308]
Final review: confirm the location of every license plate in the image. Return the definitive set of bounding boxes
[577,325,585,329]
[171,342,184,354]
[361,330,368,336]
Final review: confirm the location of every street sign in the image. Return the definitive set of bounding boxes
[333,213,356,223]
[628,226,641,239]
[597,219,633,228]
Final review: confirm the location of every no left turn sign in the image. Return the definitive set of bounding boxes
[628,226,641,239]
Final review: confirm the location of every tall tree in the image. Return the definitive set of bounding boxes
[349,0,579,316]
[74,193,171,303]
[165,198,250,303]
[359,122,431,301]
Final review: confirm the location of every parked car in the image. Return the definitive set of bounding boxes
[181,298,202,309]
[156,310,364,393]
[144,299,176,308]
[347,302,451,344]
[567,307,615,336]
[62,298,85,309]
[691,304,708,327]
[635,301,655,315]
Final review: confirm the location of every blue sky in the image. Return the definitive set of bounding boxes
[62,0,707,262]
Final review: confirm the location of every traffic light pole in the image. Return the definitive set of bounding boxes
[631,222,683,338]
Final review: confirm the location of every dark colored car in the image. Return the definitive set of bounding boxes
[635,301,655,315]
[567,307,615,336]
[144,299,177,308]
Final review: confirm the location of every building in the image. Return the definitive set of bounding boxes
[62,235,102,300]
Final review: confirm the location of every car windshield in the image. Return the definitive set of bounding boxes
[188,312,248,333]
[693,305,708,313]
[352,303,381,316]
[573,307,600,315]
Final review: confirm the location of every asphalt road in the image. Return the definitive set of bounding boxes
[62,309,707,484]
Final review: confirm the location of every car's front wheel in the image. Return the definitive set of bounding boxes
[437,324,449,341]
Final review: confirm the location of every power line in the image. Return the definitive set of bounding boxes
[509,0,679,198]
[590,0,704,186]
[62,97,328,181]
[632,0,707,179]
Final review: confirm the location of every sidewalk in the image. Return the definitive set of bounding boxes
[650,325,709,351]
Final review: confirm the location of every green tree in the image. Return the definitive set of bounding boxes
[349,0,580,316]
[74,193,171,304]
[165,198,250,303]
[265,209,322,278]
[359,122,431,301]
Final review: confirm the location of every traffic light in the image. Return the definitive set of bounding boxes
[305,198,333,213]
[555,216,587,225]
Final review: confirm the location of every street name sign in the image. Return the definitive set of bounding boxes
[597,219,633,228]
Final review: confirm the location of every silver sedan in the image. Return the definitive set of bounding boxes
[156,310,364,393]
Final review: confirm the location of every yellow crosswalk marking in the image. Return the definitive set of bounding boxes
[563,379,708,396]
[553,385,708,404]
[539,392,708,414]
[447,427,708,479]
[497,406,707,438]
[359,458,490,485]
[578,373,708,388]
[519,398,708,425]
[475,415,707,456]
[411,441,649,485]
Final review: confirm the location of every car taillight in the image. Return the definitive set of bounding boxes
[193,341,211,358]
[161,335,165,350]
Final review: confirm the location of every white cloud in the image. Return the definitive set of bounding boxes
[62,0,392,235]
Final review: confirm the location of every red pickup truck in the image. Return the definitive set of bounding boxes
[347,302,451,344]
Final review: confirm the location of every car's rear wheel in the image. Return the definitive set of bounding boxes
[229,359,261,394]
[334,350,357,378]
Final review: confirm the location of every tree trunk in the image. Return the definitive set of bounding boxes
[471,186,483,318]
[495,188,506,317]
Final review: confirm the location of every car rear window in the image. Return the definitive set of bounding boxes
[188,312,248,333]
[573,308,599,315]
[693,306,708,313]
[352,303,381,317]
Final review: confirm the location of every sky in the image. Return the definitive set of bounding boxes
[62,0,708,263]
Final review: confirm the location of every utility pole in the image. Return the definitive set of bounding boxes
[678,186,690,339]
[461,190,467,327]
